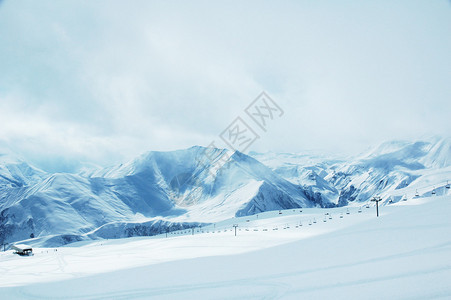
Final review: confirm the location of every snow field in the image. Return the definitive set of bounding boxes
[1,195,450,299]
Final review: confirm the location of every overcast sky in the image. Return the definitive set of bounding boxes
[0,0,450,172]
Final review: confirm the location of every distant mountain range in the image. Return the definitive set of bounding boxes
[1,137,450,246]
[252,137,450,206]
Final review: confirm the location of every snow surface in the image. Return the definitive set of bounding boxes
[252,137,451,207]
[1,138,450,249]
[1,146,313,246]
[1,194,450,299]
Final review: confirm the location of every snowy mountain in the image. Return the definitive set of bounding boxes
[251,137,451,207]
[1,138,450,247]
[0,146,311,246]
[0,152,47,191]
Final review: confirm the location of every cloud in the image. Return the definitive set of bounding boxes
[0,0,450,171]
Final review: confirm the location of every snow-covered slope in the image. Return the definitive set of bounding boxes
[252,137,451,207]
[0,147,311,246]
[1,194,450,299]
[329,137,451,206]
[82,147,312,219]
[0,152,47,190]
[1,138,449,247]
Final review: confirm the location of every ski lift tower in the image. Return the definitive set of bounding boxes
[233,224,238,236]
[371,196,382,217]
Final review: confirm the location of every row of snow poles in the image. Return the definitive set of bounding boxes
[162,207,368,237]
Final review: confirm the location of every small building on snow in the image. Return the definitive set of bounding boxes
[11,244,33,256]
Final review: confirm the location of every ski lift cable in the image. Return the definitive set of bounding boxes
[388,180,449,198]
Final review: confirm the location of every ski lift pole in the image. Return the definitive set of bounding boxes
[371,196,382,217]
[233,224,238,236]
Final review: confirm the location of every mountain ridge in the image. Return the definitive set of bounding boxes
[1,137,450,247]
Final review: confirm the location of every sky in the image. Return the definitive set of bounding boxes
[0,0,450,172]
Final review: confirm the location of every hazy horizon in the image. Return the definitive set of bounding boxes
[1,0,450,172]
